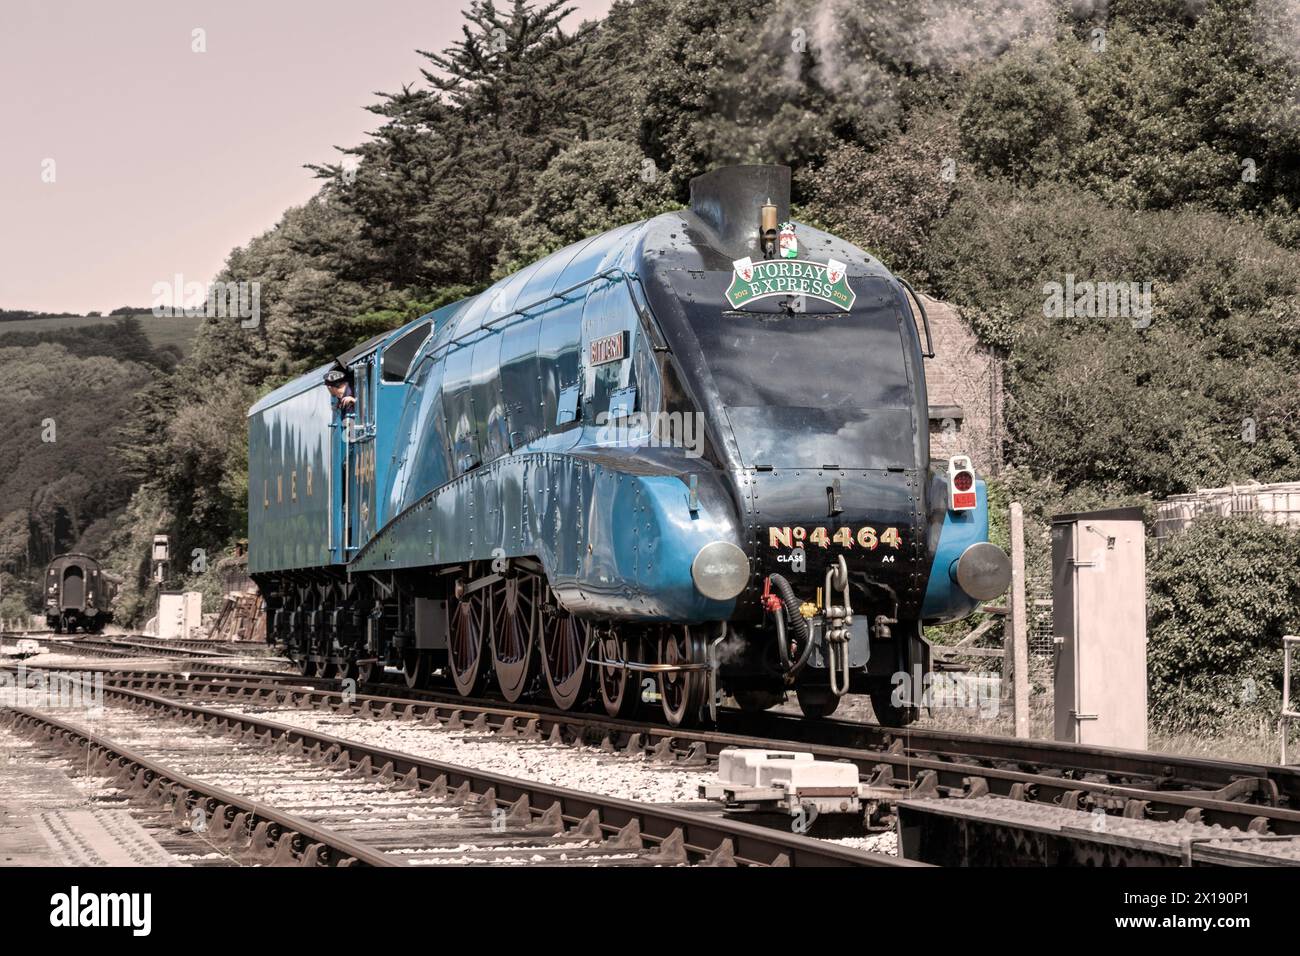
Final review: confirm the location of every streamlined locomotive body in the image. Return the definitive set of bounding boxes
[247,165,1009,726]
[44,553,115,634]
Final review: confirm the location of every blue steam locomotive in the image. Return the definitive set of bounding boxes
[247,165,1009,726]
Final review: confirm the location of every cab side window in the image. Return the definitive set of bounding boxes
[582,280,662,437]
[441,343,479,474]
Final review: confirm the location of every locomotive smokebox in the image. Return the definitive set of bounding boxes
[689,165,791,257]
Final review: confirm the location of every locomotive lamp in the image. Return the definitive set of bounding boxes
[948,456,977,511]
[760,199,778,258]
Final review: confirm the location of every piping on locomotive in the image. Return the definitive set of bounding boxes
[44,553,116,634]
[247,165,1010,726]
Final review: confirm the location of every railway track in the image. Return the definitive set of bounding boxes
[0,677,905,867]
[76,669,1300,829]
[2,633,136,659]
[0,632,274,660]
[40,660,1262,797]
[10,658,1300,865]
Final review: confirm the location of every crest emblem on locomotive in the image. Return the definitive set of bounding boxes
[778,220,798,258]
[726,256,855,311]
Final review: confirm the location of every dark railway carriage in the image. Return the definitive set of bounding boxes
[248,165,1010,726]
[44,553,115,634]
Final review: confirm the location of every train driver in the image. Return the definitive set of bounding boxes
[323,367,356,416]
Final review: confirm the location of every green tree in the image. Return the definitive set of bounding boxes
[956,2,1300,217]
[189,196,371,386]
[494,138,678,275]
[318,0,603,290]
[1,343,150,571]
[958,47,1086,184]
[801,112,960,282]
[922,178,1300,496]
[638,0,979,195]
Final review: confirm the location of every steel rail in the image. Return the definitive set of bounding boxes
[2,706,396,867]
[2,632,270,655]
[737,707,1300,800]
[2,638,135,659]
[94,664,1300,798]
[70,670,1300,837]
[9,676,908,867]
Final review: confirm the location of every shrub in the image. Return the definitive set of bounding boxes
[921,178,1300,496]
[800,113,960,284]
[1147,516,1300,734]
[958,48,1086,184]
[957,8,1300,215]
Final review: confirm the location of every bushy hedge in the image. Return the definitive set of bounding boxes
[800,113,959,285]
[1147,516,1300,733]
[918,178,1300,497]
[958,4,1300,219]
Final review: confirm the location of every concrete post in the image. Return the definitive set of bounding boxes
[1010,502,1030,738]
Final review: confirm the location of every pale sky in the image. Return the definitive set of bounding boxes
[0,0,613,314]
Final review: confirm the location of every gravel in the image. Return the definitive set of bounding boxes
[205,698,716,805]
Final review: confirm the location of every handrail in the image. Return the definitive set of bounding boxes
[898,277,936,359]
[483,267,625,331]
[400,266,675,388]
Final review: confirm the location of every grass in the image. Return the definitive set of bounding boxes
[1148,718,1284,765]
[0,312,204,354]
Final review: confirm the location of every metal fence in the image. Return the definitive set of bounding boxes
[1029,595,1055,661]
[1155,482,1300,543]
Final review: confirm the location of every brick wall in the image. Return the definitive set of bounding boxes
[911,292,1003,476]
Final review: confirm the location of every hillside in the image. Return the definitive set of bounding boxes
[0,311,204,356]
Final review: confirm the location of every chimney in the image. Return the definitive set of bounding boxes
[689,165,791,258]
